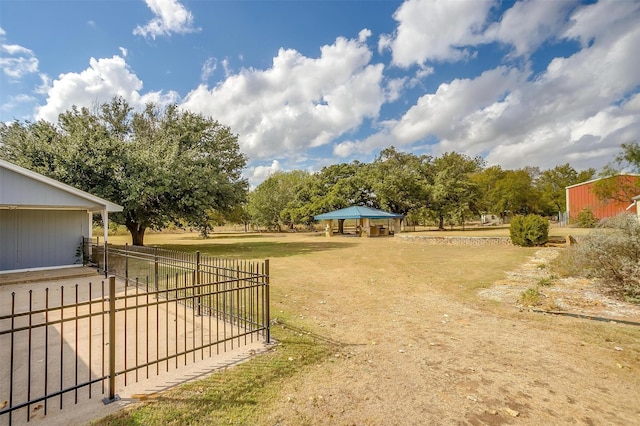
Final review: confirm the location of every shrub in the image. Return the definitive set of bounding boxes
[510,214,549,247]
[519,287,541,306]
[569,213,640,302]
[575,207,598,228]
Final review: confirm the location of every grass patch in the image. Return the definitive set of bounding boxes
[108,232,357,260]
[158,240,357,260]
[94,322,336,426]
[537,277,554,287]
[520,287,541,306]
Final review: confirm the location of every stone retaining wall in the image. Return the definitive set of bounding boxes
[395,234,513,246]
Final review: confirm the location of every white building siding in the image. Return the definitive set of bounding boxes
[0,209,88,271]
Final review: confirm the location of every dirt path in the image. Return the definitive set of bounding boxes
[263,240,640,425]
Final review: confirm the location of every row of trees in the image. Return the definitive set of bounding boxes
[248,147,596,231]
[3,96,634,244]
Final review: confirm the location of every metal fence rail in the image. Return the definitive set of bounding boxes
[1,244,270,425]
[0,281,110,425]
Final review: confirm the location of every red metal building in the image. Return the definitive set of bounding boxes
[565,175,640,222]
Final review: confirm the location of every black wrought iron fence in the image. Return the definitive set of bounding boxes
[1,244,270,425]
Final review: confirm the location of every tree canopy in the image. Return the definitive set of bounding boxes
[0,97,248,245]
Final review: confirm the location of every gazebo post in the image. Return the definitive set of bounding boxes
[394,218,402,234]
[325,220,334,237]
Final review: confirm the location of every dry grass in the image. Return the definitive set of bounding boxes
[96,231,640,425]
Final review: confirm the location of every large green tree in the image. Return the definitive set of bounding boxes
[427,152,484,229]
[0,97,248,246]
[286,162,376,231]
[537,163,595,215]
[248,170,311,231]
[369,147,428,216]
[472,165,506,215]
[491,168,541,215]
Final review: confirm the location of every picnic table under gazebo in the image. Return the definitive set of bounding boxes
[314,206,403,237]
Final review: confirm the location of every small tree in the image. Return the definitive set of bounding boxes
[575,207,598,228]
[510,214,549,247]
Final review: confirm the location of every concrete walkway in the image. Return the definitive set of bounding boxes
[0,266,102,286]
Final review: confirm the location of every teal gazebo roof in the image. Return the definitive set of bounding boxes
[314,206,403,220]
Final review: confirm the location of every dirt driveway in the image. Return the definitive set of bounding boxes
[259,237,640,425]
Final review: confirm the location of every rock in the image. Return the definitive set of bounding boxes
[504,407,520,417]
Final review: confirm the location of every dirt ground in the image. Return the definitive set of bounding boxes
[7,233,638,425]
[259,236,640,425]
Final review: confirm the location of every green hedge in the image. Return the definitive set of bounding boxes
[510,214,549,247]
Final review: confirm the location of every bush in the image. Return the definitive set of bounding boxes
[569,213,640,302]
[519,287,541,306]
[575,207,598,228]
[509,214,549,247]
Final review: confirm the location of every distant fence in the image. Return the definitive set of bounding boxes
[1,242,270,425]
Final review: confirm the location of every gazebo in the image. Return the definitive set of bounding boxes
[314,206,403,237]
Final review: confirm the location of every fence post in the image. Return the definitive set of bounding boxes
[154,246,159,295]
[103,276,120,404]
[125,243,129,287]
[265,259,270,344]
[96,236,101,273]
[103,241,108,278]
[196,251,201,316]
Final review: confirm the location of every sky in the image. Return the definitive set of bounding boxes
[1,0,639,187]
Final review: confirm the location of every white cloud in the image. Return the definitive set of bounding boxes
[133,0,199,39]
[341,0,640,172]
[246,160,282,188]
[358,28,372,43]
[393,66,524,144]
[35,55,179,122]
[221,58,231,77]
[181,35,385,162]
[119,47,128,57]
[334,130,395,158]
[0,28,5,37]
[2,44,34,56]
[484,0,578,57]
[200,57,217,82]
[563,0,640,48]
[379,0,495,67]
[1,93,37,111]
[0,44,39,79]
[384,77,408,103]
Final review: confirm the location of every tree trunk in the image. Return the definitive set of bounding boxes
[127,223,147,246]
[438,214,445,230]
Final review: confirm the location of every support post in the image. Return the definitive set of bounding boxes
[196,251,201,316]
[102,211,109,278]
[265,259,270,344]
[325,220,334,237]
[124,243,129,287]
[154,246,159,295]
[103,276,120,404]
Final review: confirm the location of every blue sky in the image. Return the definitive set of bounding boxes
[1,0,639,186]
